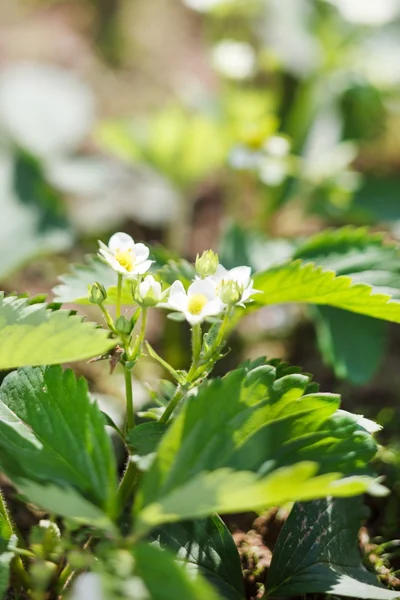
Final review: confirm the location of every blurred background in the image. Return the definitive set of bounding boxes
[2,0,400,586]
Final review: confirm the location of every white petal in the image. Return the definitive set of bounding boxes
[184,311,203,326]
[211,264,229,284]
[188,278,217,301]
[228,265,251,286]
[201,298,224,318]
[166,281,188,311]
[108,232,135,253]
[99,252,128,275]
[133,260,153,275]
[133,242,150,262]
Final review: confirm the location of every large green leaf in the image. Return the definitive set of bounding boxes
[0,366,118,518]
[294,226,399,383]
[134,360,379,535]
[150,515,245,600]
[253,260,400,323]
[0,294,116,368]
[266,497,400,599]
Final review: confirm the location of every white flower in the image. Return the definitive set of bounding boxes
[135,275,162,307]
[98,232,152,278]
[162,279,224,325]
[210,265,260,306]
[325,0,400,25]
[212,40,256,80]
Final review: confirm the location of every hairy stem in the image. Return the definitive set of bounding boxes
[124,365,135,432]
[117,459,139,511]
[116,273,123,319]
[159,384,188,425]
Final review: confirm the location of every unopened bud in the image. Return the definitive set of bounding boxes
[88,282,107,305]
[134,275,162,307]
[195,250,219,278]
[115,315,133,336]
[219,279,243,305]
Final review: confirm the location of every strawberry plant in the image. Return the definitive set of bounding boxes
[0,229,399,599]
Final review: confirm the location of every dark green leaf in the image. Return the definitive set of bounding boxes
[127,422,168,471]
[314,306,387,384]
[150,515,245,600]
[0,493,14,598]
[0,366,118,519]
[266,497,400,599]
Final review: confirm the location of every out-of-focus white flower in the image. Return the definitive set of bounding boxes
[135,275,163,307]
[161,279,224,325]
[183,0,231,12]
[70,574,104,600]
[210,265,260,306]
[302,141,358,186]
[98,233,152,278]
[263,135,291,157]
[0,63,94,158]
[212,40,256,80]
[258,158,288,186]
[325,0,400,25]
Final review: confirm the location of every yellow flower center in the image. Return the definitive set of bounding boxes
[187,293,208,315]
[115,249,135,272]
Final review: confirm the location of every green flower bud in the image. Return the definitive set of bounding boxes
[219,279,243,306]
[195,250,219,278]
[134,275,162,307]
[115,315,133,336]
[88,282,107,305]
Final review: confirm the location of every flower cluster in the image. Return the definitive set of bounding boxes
[97,233,259,326]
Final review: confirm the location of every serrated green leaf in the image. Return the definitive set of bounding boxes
[266,497,400,599]
[150,515,245,600]
[0,366,118,519]
[134,360,378,535]
[0,294,117,369]
[127,422,168,471]
[253,260,400,323]
[52,256,134,305]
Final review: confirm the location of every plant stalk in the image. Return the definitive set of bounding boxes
[116,273,123,319]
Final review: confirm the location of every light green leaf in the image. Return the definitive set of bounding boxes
[0,294,117,368]
[266,497,400,599]
[0,366,118,519]
[253,260,400,323]
[150,515,245,600]
[134,360,379,535]
[14,481,115,531]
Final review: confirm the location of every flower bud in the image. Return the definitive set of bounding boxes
[115,315,133,336]
[219,279,243,306]
[195,250,219,278]
[134,275,162,307]
[88,282,107,305]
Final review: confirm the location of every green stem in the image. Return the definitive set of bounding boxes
[145,342,184,384]
[11,556,31,590]
[124,365,135,432]
[116,273,123,319]
[99,303,116,333]
[213,309,232,350]
[192,323,202,363]
[116,459,139,511]
[159,384,188,425]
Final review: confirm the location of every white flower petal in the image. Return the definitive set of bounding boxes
[133,260,153,275]
[133,242,150,263]
[184,311,203,326]
[165,281,188,311]
[188,278,217,301]
[228,266,252,287]
[201,298,224,317]
[108,232,135,253]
